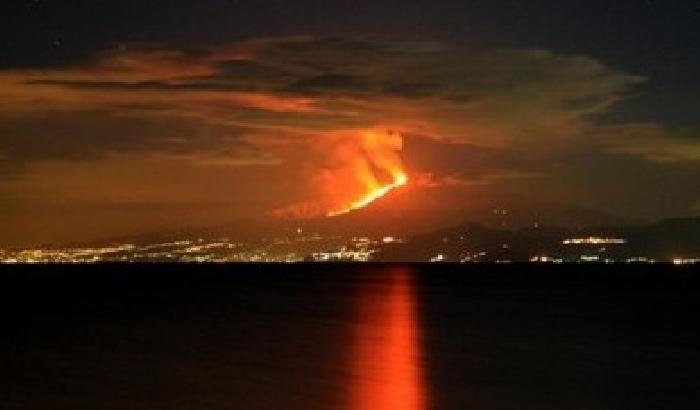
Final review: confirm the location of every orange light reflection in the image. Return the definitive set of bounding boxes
[351,271,426,410]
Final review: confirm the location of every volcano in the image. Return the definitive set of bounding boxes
[328,173,408,217]
[280,181,642,240]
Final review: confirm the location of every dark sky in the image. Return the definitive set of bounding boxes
[3,0,699,124]
[0,0,698,245]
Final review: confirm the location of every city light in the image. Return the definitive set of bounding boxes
[672,258,700,265]
[563,237,627,245]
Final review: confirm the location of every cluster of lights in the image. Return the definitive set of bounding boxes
[429,254,445,263]
[0,233,403,264]
[625,257,657,264]
[0,244,137,264]
[1,234,695,264]
[0,238,311,263]
[672,258,700,265]
[530,256,564,263]
[311,250,373,262]
[563,237,627,245]
[310,236,400,262]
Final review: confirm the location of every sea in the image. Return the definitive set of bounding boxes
[1,264,698,409]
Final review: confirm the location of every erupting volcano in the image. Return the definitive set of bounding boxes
[272,128,409,219]
[328,172,408,216]
[326,129,408,217]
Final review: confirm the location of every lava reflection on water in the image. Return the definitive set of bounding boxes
[351,270,426,410]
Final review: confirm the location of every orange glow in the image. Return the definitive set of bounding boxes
[271,128,408,219]
[351,271,426,410]
[328,172,408,216]
[327,129,408,217]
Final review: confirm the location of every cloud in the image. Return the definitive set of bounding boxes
[0,110,255,162]
[415,171,543,189]
[596,123,700,163]
[0,37,650,153]
[0,37,698,223]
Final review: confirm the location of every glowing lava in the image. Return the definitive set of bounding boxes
[275,128,408,219]
[328,172,408,217]
[326,129,408,217]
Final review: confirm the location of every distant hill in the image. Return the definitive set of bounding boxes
[74,184,677,252]
[375,218,700,262]
[279,183,645,239]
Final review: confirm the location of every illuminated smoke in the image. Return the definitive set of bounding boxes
[272,128,408,219]
[325,129,408,217]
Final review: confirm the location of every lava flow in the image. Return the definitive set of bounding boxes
[327,172,408,217]
[326,129,408,217]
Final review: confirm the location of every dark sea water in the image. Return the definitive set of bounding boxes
[1,264,699,409]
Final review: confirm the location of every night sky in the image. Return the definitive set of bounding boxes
[1,0,698,245]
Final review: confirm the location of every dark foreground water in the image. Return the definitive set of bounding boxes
[1,265,699,409]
